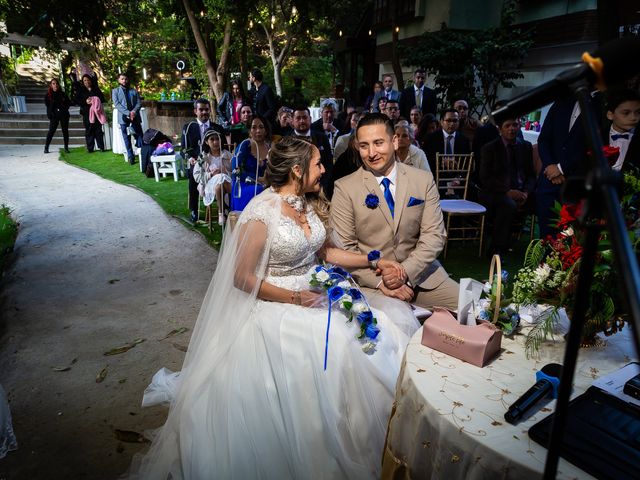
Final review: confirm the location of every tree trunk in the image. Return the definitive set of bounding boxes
[262,23,293,97]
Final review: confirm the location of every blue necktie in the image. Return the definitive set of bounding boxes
[381,178,394,218]
[611,133,629,141]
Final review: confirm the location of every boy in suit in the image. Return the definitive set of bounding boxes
[603,88,640,171]
[331,113,459,310]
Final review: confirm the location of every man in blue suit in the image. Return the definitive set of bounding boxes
[372,74,401,112]
[536,94,601,237]
[112,73,143,164]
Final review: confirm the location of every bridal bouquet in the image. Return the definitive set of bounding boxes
[310,264,380,367]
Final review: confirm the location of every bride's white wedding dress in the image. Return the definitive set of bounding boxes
[133,190,419,479]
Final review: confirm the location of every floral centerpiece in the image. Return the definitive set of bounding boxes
[511,162,639,355]
[310,263,380,369]
[477,267,521,335]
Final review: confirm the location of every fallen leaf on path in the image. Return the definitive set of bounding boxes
[51,366,71,372]
[114,429,149,443]
[118,378,127,384]
[172,343,188,352]
[160,327,189,341]
[108,279,120,284]
[103,338,146,356]
[96,367,108,383]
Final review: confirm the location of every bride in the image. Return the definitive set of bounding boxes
[133,136,420,479]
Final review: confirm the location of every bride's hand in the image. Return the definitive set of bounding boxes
[299,290,325,308]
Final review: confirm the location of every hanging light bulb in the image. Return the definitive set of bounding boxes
[395,26,400,33]
[249,20,253,28]
[339,30,343,37]
[49,20,54,28]
[368,30,372,36]
[153,17,157,24]
[200,10,204,17]
[271,15,276,23]
[232,19,235,24]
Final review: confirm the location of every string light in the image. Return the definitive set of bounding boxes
[368,30,372,36]
[249,20,253,28]
[200,10,204,17]
[339,30,343,37]
[395,26,400,33]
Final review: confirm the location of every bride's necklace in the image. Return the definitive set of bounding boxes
[279,192,308,224]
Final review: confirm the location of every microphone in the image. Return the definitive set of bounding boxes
[504,363,562,425]
[491,37,640,124]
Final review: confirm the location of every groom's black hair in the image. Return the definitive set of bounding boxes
[355,113,395,138]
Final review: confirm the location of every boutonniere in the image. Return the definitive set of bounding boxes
[365,193,379,209]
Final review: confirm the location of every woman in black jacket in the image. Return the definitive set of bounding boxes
[74,74,106,152]
[44,79,71,153]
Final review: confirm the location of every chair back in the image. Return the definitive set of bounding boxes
[435,153,474,200]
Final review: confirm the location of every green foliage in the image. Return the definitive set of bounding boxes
[0,204,18,274]
[400,0,533,115]
[524,307,558,359]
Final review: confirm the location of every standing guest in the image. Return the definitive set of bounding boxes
[230,105,253,147]
[409,106,422,139]
[287,106,334,198]
[364,81,384,112]
[230,115,271,211]
[423,108,471,172]
[394,121,430,171]
[331,113,459,310]
[249,68,276,124]
[603,88,640,171]
[383,99,401,124]
[311,99,341,154]
[414,113,438,150]
[273,106,294,136]
[399,68,437,119]
[216,79,247,132]
[536,94,601,238]
[44,78,71,154]
[75,74,106,153]
[373,74,401,112]
[194,129,233,226]
[479,117,536,255]
[454,99,480,144]
[112,73,143,164]
[182,98,227,223]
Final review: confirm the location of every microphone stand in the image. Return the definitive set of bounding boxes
[542,79,640,479]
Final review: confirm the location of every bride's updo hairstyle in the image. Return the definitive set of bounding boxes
[265,136,330,226]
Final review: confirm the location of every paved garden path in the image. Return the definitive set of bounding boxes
[0,146,217,479]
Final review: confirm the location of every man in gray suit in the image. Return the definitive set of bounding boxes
[372,74,401,112]
[112,73,143,164]
[331,113,459,310]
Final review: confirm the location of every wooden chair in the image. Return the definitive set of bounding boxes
[435,153,486,258]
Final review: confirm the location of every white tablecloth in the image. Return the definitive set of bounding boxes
[521,129,540,145]
[382,325,637,479]
[111,108,149,154]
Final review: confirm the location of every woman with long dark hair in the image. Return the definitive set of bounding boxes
[44,78,71,153]
[216,79,248,132]
[74,74,106,153]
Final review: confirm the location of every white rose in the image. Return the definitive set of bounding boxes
[340,294,353,306]
[338,281,351,289]
[483,282,492,294]
[351,302,368,314]
[561,227,574,237]
[534,264,551,284]
[316,270,329,282]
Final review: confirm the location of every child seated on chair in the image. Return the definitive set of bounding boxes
[193,129,232,225]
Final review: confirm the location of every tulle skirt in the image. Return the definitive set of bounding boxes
[136,296,418,479]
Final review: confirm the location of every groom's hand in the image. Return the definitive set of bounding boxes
[378,283,414,302]
[377,260,407,290]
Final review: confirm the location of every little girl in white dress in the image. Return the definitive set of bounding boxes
[193,129,232,225]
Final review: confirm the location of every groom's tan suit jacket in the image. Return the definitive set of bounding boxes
[331,161,450,292]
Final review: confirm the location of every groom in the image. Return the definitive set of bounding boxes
[330,113,459,310]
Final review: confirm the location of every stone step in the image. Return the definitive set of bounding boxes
[0,127,85,137]
[0,119,84,129]
[0,136,86,146]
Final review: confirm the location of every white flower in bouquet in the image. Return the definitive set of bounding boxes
[316,270,330,282]
[483,281,492,294]
[560,227,574,237]
[534,264,551,285]
[338,281,351,290]
[339,294,353,308]
[351,302,368,314]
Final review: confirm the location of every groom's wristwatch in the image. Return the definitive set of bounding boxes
[368,250,381,270]
[369,258,379,270]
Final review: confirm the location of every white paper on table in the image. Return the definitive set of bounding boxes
[592,362,640,407]
[519,304,570,335]
[457,278,485,326]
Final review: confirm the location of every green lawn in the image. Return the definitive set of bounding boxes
[0,205,18,273]
[60,148,224,247]
[59,147,530,281]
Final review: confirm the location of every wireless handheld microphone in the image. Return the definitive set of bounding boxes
[505,363,563,425]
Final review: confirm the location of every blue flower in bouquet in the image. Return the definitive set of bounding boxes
[365,193,379,209]
[349,288,363,300]
[315,265,326,273]
[328,266,350,278]
[327,285,345,303]
[501,270,509,283]
[357,310,374,326]
[478,309,491,321]
[365,323,380,340]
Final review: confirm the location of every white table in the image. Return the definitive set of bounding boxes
[382,325,636,479]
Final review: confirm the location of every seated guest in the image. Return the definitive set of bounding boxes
[273,106,293,136]
[603,88,640,171]
[454,99,480,144]
[479,117,536,255]
[334,111,363,160]
[364,81,383,112]
[230,115,271,211]
[394,121,430,171]
[383,99,401,124]
[194,129,233,225]
[336,101,356,134]
[311,98,341,154]
[423,108,471,173]
[377,96,388,116]
[415,113,438,150]
[216,79,248,132]
[331,113,366,184]
[409,106,422,141]
[287,106,334,198]
[229,105,253,148]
